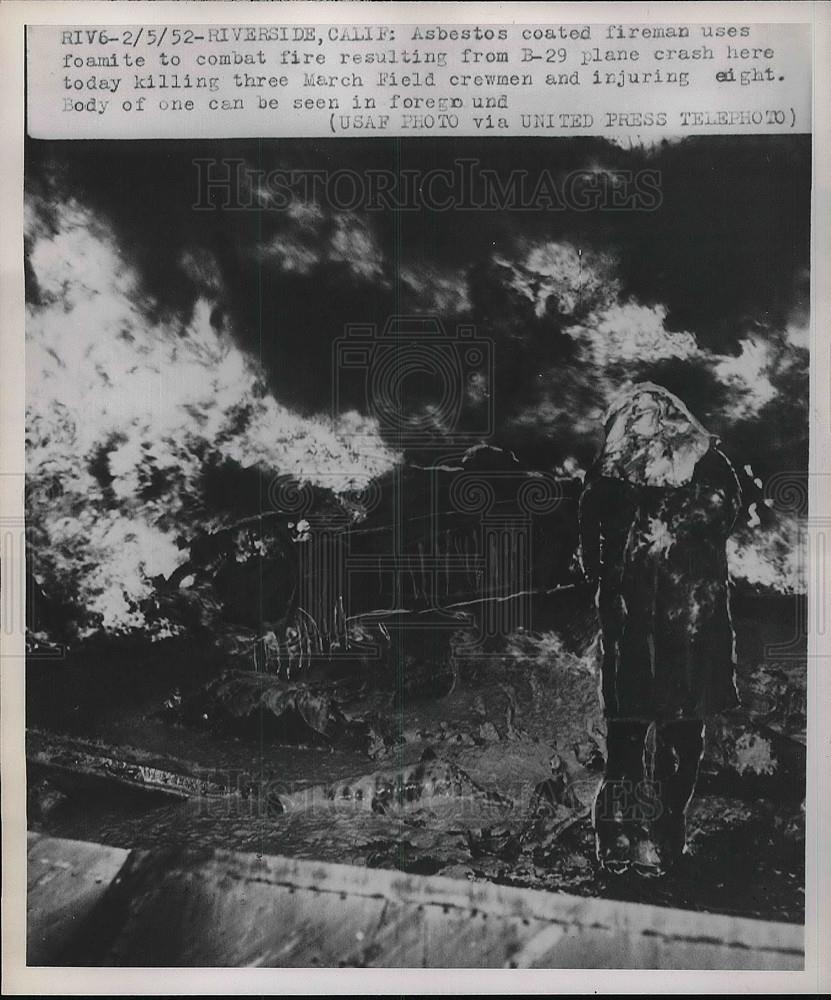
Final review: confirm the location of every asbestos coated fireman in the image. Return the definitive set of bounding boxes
[579,383,742,877]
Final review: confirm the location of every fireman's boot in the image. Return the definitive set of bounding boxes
[593,720,649,874]
[649,719,705,871]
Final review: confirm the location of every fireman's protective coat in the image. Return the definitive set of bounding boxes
[579,384,742,721]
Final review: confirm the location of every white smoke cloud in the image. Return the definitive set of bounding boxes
[570,301,699,367]
[400,263,472,315]
[494,239,803,435]
[712,337,778,420]
[253,206,386,284]
[328,214,386,281]
[495,241,619,320]
[785,322,809,351]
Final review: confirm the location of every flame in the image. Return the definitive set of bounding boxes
[25,191,807,638]
[25,197,398,635]
[727,514,807,595]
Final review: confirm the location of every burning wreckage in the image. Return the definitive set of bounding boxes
[158,445,581,675]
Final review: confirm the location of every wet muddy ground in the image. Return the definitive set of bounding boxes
[26,596,806,925]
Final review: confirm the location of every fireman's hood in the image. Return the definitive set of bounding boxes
[597,382,717,487]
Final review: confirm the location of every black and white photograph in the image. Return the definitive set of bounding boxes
[3,2,828,989]
[21,129,811,969]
